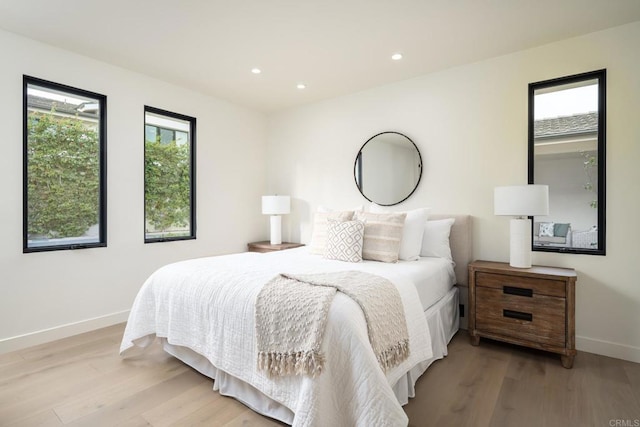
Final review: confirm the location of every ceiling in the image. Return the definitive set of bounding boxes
[1,1,639,113]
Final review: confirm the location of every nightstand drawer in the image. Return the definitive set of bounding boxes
[476,271,566,298]
[475,286,566,347]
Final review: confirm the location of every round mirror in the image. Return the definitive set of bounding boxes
[354,132,422,206]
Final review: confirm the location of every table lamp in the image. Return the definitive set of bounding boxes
[261,195,290,245]
[494,185,549,268]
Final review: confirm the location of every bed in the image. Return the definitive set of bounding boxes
[120,213,472,426]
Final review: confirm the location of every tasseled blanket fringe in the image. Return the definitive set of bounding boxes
[257,339,409,378]
[377,339,410,372]
[258,350,325,378]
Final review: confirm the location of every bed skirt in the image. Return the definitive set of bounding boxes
[158,286,460,425]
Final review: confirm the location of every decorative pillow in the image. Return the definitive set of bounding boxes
[554,223,570,238]
[420,218,455,261]
[539,222,555,237]
[309,211,354,254]
[353,211,407,263]
[369,204,430,261]
[325,220,365,263]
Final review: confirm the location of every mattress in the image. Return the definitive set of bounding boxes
[394,256,456,310]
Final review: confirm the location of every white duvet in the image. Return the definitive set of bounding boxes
[120,248,433,427]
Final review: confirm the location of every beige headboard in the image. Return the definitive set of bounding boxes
[429,214,473,286]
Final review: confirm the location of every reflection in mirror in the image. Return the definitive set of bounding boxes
[354,132,422,206]
[528,69,606,255]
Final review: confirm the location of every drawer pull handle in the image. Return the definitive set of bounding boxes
[503,309,533,321]
[503,286,533,297]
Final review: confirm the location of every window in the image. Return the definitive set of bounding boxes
[528,69,606,255]
[23,76,107,252]
[144,106,196,242]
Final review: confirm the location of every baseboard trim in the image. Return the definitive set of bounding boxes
[576,335,640,363]
[0,310,130,354]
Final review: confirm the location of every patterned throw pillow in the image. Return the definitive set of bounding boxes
[539,222,555,237]
[370,204,430,261]
[325,220,365,263]
[353,211,407,263]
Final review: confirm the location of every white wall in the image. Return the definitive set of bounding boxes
[267,22,640,362]
[0,29,268,351]
[535,154,598,231]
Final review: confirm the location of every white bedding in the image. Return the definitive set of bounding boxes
[120,247,453,426]
[396,256,456,310]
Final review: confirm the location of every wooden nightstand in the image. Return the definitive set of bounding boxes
[247,241,304,253]
[468,260,577,368]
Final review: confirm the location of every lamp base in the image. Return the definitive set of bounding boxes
[270,215,282,245]
[510,218,532,268]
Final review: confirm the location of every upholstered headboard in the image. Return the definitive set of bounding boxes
[429,214,473,286]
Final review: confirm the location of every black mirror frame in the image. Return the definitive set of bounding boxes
[354,131,422,206]
[528,69,606,255]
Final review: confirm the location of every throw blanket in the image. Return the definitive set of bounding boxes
[255,271,410,378]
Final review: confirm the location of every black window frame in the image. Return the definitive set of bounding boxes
[144,105,196,243]
[23,75,107,253]
[528,69,606,256]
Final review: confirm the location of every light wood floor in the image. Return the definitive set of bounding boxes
[1,324,638,426]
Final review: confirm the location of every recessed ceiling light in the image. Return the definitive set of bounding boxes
[251,68,261,74]
[391,53,403,61]
[297,83,306,90]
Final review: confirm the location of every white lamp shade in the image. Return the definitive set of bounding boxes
[262,195,290,215]
[494,185,549,217]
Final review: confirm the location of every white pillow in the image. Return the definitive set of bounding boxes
[420,218,455,261]
[353,211,406,263]
[370,204,430,261]
[324,220,364,263]
[309,211,355,254]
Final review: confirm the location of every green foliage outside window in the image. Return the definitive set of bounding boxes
[144,137,191,234]
[27,111,99,238]
[27,108,191,240]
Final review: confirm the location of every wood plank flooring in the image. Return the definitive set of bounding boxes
[1,323,638,426]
